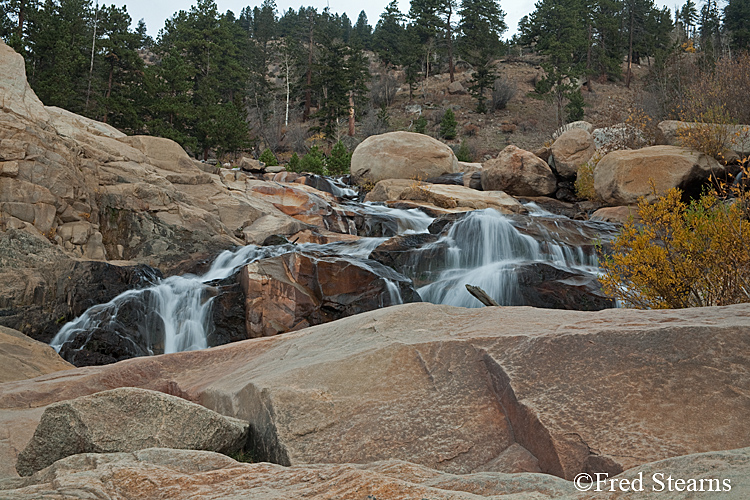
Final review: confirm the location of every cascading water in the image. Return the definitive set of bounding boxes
[50,245,289,356]
[414,208,605,308]
[51,198,616,361]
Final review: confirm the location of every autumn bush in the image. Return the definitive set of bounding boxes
[574,151,603,201]
[599,185,750,309]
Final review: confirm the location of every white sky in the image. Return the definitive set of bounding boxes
[108,0,676,40]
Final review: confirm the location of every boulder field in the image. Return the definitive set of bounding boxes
[0,302,748,498]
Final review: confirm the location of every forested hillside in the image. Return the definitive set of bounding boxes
[1,0,748,162]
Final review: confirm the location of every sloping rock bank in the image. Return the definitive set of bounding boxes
[1,303,748,482]
[2,447,749,499]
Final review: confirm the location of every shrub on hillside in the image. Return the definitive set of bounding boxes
[414,115,427,134]
[259,148,278,166]
[454,140,474,162]
[300,146,326,175]
[327,141,351,175]
[599,186,750,308]
[371,73,399,108]
[575,151,603,201]
[676,105,736,161]
[492,77,516,110]
[440,109,457,140]
[287,152,301,172]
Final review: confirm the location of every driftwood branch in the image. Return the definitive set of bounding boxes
[465,284,500,307]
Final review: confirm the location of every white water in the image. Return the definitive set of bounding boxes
[360,202,434,234]
[416,209,601,308]
[52,201,612,357]
[50,245,287,355]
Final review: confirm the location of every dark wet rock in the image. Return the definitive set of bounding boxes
[425,172,466,186]
[515,262,614,310]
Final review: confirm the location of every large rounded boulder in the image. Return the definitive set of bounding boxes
[481,145,557,196]
[550,128,595,178]
[351,131,459,184]
[594,145,724,205]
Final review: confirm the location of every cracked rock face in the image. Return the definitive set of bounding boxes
[1,303,749,481]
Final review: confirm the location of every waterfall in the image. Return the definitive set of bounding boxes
[51,200,614,359]
[50,245,288,355]
[415,209,602,307]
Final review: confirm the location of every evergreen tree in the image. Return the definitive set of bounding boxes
[351,10,372,49]
[327,140,351,174]
[373,0,406,68]
[681,0,698,38]
[440,108,457,139]
[698,0,721,55]
[25,0,91,112]
[144,49,196,150]
[725,0,750,50]
[259,148,278,166]
[520,0,587,124]
[154,0,249,157]
[414,114,427,133]
[287,151,300,172]
[457,0,506,112]
[313,39,370,139]
[0,0,39,52]
[300,145,326,174]
[93,5,145,131]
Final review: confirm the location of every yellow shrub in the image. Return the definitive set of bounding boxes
[599,187,750,308]
[575,151,603,201]
[676,105,735,162]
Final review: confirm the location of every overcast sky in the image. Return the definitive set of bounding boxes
[108,0,678,40]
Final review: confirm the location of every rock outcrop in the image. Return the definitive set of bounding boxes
[15,388,248,476]
[351,131,460,184]
[1,303,748,482]
[594,145,724,205]
[365,179,524,213]
[481,145,557,196]
[239,251,420,337]
[2,447,748,499]
[0,326,73,383]
[550,128,595,178]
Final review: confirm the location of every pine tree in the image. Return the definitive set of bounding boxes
[93,5,145,131]
[440,108,457,139]
[457,0,506,112]
[259,148,278,166]
[725,0,750,51]
[520,0,587,124]
[154,0,249,158]
[300,145,326,175]
[26,0,92,112]
[373,0,406,68]
[287,152,301,172]
[327,140,351,175]
[351,10,372,49]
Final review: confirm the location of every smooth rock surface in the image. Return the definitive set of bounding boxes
[482,145,557,196]
[551,128,595,178]
[0,326,73,383]
[15,387,248,476]
[351,132,460,184]
[0,303,748,481]
[593,145,724,205]
[0,451,579,499]
[590,206,641,224]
